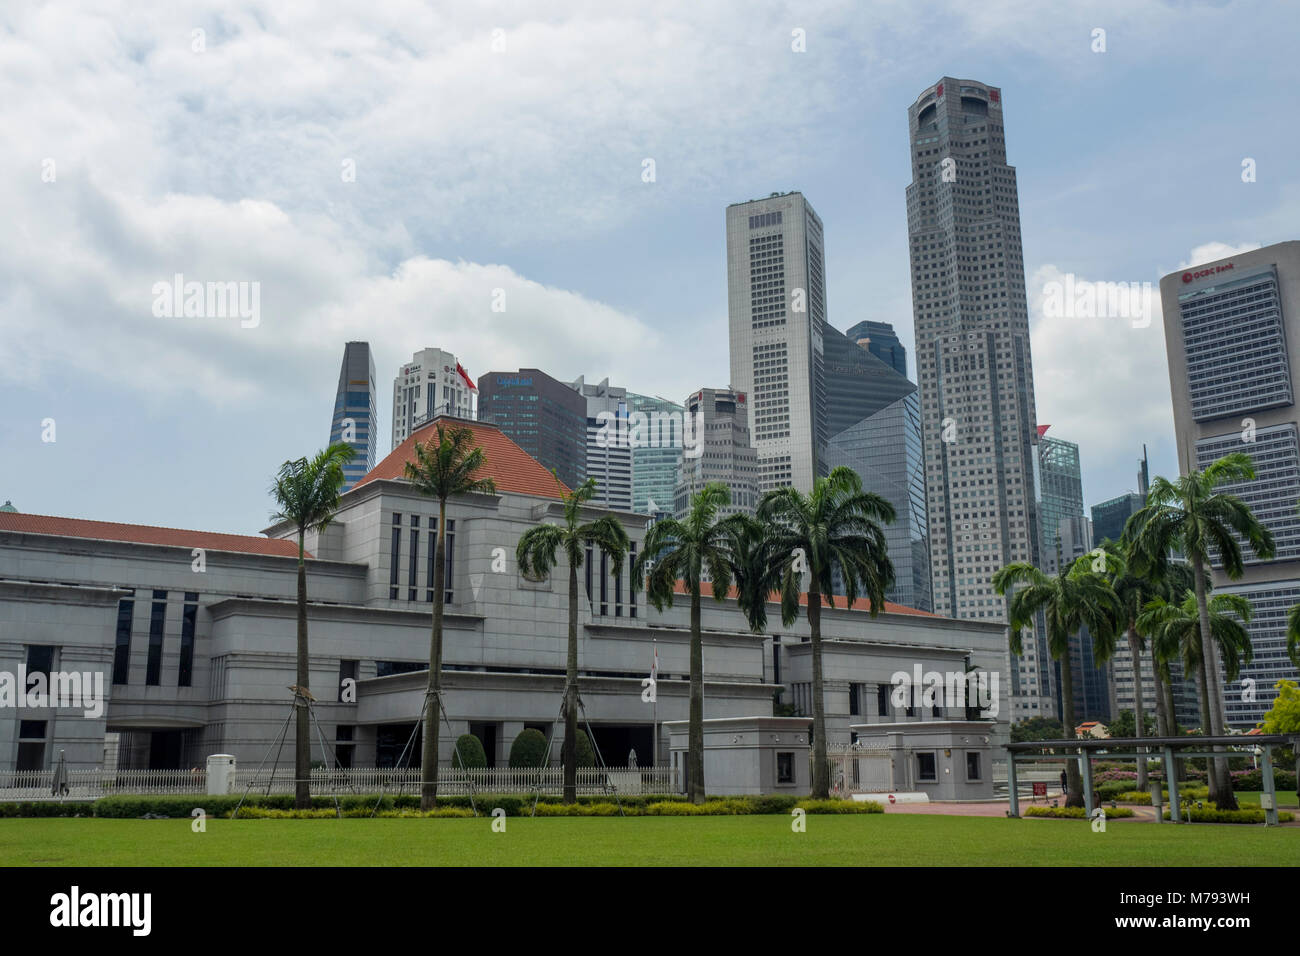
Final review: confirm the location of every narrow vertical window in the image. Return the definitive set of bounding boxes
[628,543,637,619]
[390,513,402,600]
[112,593,134,685]
[178,593,198,687]
[146,590,167,686]
[409,515,420,601]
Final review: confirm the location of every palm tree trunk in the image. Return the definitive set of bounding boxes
[1196,652,1217,799]
[1193,561,1236,809]
[1127,624,1147,791]
[809,582,829,799]
[294,532,311,810]
[420,501,447,810]
[1061,645,1083,808]
[563,558,579,804]
[1151,651,1169,738]
[688,587,705,804]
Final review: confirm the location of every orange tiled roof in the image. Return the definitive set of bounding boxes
[0,511,304,558]
[672,579,939,617]
[354,416,567,499]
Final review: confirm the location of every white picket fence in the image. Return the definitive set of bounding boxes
[0,766,679,801]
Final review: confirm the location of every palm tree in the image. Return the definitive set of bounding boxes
[993,553,1123,808]
[1139,589,1254,799]
[516,476,629,804]
[1101,539,1185,790]
[1126,453,1275,809]
[633,483,754,803]
[270,442,356,809]
[403,424,497,810]
[757,467,895,799]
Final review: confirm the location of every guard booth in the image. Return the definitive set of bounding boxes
[664,716,811,796]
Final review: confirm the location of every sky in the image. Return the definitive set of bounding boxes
[3,0,1299,535]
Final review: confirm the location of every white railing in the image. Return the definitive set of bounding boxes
[0,766,679,801]
[825,745,894,795]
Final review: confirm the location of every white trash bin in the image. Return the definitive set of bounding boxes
[206,754,236,795]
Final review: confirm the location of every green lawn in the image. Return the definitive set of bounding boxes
[1233,790,1300,809]
[1,815,1297,866]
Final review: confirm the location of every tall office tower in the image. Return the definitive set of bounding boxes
[907,78,1048,719]
[569,376,634,511]
[1091,448,1152,547]
[726,191,829,494]
[674,388,759,519]
[1161,240,1300,726]
[625,392,685,517]
[476,369,587,490]
[330,342,378,492]
[844,320,908,377]
[391,348,475,448]
[822,326,932,611]
[1037,433,1084,574]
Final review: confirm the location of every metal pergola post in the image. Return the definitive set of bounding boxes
[1079,750,1094,817]
[1163,747,1180,824]
[1007,755,1019,818]
[1261,745,1279,827]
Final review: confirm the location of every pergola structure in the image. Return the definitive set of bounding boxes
[1006,734,1298,826]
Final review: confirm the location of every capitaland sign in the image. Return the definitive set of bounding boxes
[1182,263,1234,283]
[496,376,534,388]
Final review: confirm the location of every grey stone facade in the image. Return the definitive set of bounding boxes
[0,416,1007,777]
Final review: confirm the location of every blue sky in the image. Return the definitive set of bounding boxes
[3,0,1298,534]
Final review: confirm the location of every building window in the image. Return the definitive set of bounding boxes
[17,720,47,771]
[849,683,861,717]
[409,518,420,601]
[25,645,55,685]
[599,552,608,616]
[877,683,890,717]
[966,752,982,781]
[178,593,198,688]
[335,725,355,769]
[338,660,358,702]
[112,594,134,685]
[628,543,637,619]
[776,751,795,784]
[916,752,937,782]
[146,590,167,686]
[390,514,402,600]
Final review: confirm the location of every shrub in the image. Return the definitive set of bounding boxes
[1230,768,1297,792]
[1163,807,1296,824]
[797,799,883,814]
[1023,805,1134,819]
[508,729,549,769]
[532,802,622,817]
[451,734,487,770]
[575,729,596,767]
[0,801,92,818]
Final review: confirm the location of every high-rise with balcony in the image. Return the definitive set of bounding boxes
[1161,240,1300,726]
[391,348,475,449]
[330,342,377,492]
[907,78,1049,718]
[726,191,829,494]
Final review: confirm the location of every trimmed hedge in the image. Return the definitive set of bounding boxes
[1023,806,1135,819]
[451,734,487,770]
[0,801,92,818]
[1162,807,1296,824]
[1231,769,1297,792]
[508,729,549,768]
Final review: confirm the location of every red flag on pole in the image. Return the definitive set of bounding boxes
[456,362,477,391]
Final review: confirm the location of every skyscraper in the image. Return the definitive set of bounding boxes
[726,191,829,493]
[476,369,587,490]
[907,78,1049,718]
[845,320,908,377]
[1037,432,1084,574]
[626,392,685,516]
[822,326,932,611]
[391,348,475,449]
[675,388,758,519]
[569,376,633,511]
[1160,240,1300,726]
[330,342,377,492]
